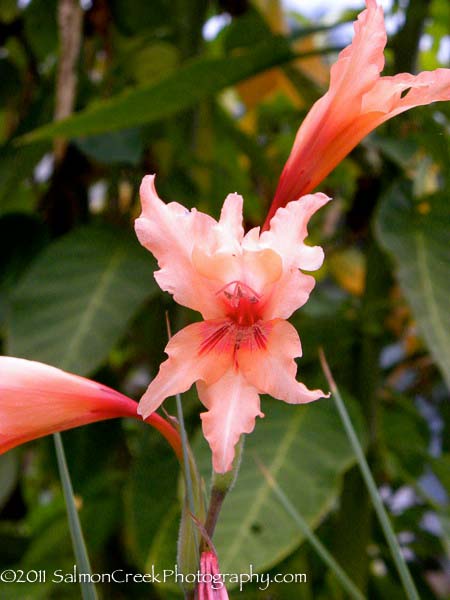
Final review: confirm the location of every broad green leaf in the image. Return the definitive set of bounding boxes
[124,425,179,566]
[75,128,143,165]
[376,183,450,389]
[7,224,156,376]
[0,142,49,206]
[21,38,303,142]
[382,395,428,479]
[0,215,48,291]
[23,0,58,61]
[0,0,19,22]
[190,396,364,575]
[431,454,450,494]
[110,0,173,35]
[0,451,19,511]
[129,42,179,85]
[0,59,21,105]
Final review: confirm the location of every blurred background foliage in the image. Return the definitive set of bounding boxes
[0,0,449,598]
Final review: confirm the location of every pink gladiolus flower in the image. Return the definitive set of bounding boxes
[135,175,330,473]
[197,551,229,599]
[0,356,182,460]
[265,0,450,226]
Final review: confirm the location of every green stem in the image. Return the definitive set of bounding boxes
[166,313,200,560]
[53,433,97,600]
[203,436,245,543]
[175,392,199,560]
[256,457,364,600]
[319,351,420,600]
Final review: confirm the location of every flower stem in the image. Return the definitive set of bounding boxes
[319,349,420,600]
[165,313,200,558]
[203,436,244,543]
[175,392,200,559]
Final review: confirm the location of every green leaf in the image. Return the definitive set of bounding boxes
[75,128,143,165]
[257,459,364,600]
[195,396,365,574]
[0,142,49,207]
[20,38,297,142]
[23,0,58,61]
[7,224,156,376]
[124,425,179,566]
[0,0,19,22]
[382,395,429,479]
[0,59,22,105]
[376,183,450,389]
[0,451,19,511]
[110,0,173,35]
[0,214,48,291]
[431,454,450,494]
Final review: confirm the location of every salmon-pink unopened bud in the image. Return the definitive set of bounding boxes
[265,0,450,225]
[0,356,182,459]
[197,551,229,600]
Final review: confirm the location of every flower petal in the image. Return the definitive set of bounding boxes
[238,320,328,404]
[266,0,450,223]
[198,551,229,599]
[135,175,221,319]
[192,246,282,298]
[214,192,245,251]
[262,193,330,270]
[328,0,386,104]
[362,68,450,121]
[138,320,234,419]
[198,369,263,473]
[0,356,137,454]
[262,270,317,321]
[258,194,329,319]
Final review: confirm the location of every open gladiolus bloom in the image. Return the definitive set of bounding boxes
[265,0,450,224]
[135,176,330,473]
[0,357,182,460]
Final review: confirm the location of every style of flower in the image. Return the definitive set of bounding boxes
[265,0,450,226]
[0,356,182,459]
[135,175,329,473]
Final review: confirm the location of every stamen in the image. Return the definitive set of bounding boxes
[215,281,261,306]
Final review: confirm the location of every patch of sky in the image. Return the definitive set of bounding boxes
[438,35,450,65]
[34,153,54,184]
[203,1,407,45]
[203,13,232,41]
[420,33,434,52]
[88,180,107,214]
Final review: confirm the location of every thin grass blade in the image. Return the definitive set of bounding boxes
[53,432,98,600]
[255,455,365,600]
[319,349,420,600]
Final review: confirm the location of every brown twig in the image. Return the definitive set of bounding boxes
[54,0,83,162]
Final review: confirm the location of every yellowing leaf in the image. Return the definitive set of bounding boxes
[328,248,366,296]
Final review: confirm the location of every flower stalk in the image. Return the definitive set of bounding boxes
[203,436,245,542]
